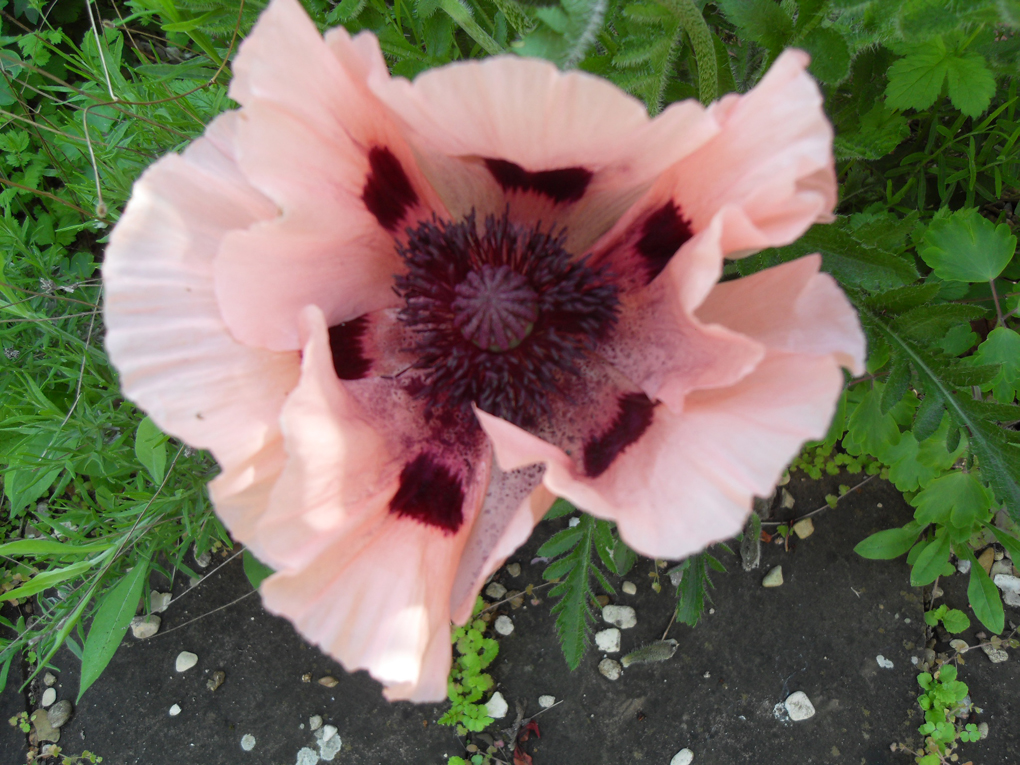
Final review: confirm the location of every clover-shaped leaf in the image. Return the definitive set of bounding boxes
[919,209,1017,282]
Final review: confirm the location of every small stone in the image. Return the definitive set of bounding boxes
[150,591,171,614]
[41,688,56,707]
[598,658,622,680]
[206,670,226,692]
[993,574,1020,608]
[780,488,795,509]
[762,566,784,588]
[957,559,972,575]
[194,545,212,568]
[321,724,339,742]
[568,517,580,527]
[538,695,556,709]
[876,655,894,670]
[505,563,521,577]
[978,722,989,740]
[485,691,509,719]
[494,615,514,636]
[169,704,181,717]
[980,643,1009,663]
[31,709,59,743]
[130,615,161,639]
[486,582,508,600]
[175,651,198,672]
[318,676,339,688]
[319,729,342,762]
[977,547,996,575]
[595,628,621,653]
[309,715,323,731]
[669,569,683,588]
[995,548,1005,561]
[621,581,637,596]
[296,747,319,765]
[47,700,72,729]
[784,691,815,721]
[301,673,312,683]
[990,559,1014,578]
[602,605,637,629]
[792,518,814,539]
[670,749,694,765]
[596,594,611,607]
[950,639,969,652]
[240,734,256,751]
[43,673,56,687]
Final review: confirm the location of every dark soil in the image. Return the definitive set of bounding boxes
[2,474,1018,765]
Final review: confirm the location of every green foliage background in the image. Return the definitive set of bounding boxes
[0,4,1019,759]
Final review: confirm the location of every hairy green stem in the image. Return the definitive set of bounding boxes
[440,0,503,56]
[673,0,717,105]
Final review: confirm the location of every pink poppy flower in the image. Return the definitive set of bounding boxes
[103,0,864,701]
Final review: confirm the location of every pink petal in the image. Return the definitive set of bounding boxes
[597,215,765,411]
[696,254,866,375]
[449,462,554,624]
[103,113,299,541]
[367,55,717,252]
[477,350,845,560]
[673,49,835,255]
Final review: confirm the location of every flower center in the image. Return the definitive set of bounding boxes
[394,212,619,427]
[452,265,538,352]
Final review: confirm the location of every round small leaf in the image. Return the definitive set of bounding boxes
[919,209,1017,283]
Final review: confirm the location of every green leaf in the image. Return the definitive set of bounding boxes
[910,531,951,586]
[802,26,851,84]
[893,304,989,345]
[79,559,149,701]
[963,547,1005,633]
[919,208,1017,283]
[242,549,274,590]
[940,608,970,634]
[673,553,714,627]
[538,525,584,558]
[2,560,95,602]
[717,0,792,53]
[885,415,967,492]
[543,498,575,520]
[911,471,993,529]
[885,37,950,112]
[854,522,923,560]
[0,540,112,557]
[968,327,1020,403]
[881,356,911,414]
[134,417,168,485]
[944,51,996,118]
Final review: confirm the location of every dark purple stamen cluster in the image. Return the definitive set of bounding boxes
[394,212,620,427]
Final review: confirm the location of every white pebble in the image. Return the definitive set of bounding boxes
[41,688,56,707]
[309,715,323,731]
[602,605,637,629]
[296,748,319,765]
[319,731,342,762]
[485,582,508,599]
[568,517,580,527]
[240,734,256,751]
[670,749,694,765]
[538,695,556,709]
[595,628,621,653]
[506,563,521,577]
[150,591,171,614]
[784,691,815,721]
[993,574,1020,607]
[957,558,972,574]
[169,704,181,717]
[621,581,637,595]
[598,658,622,680]
[321,724,338,742]
[485,691,509,719]
[876,655,894,669]
[175,651,198,672]
[130,615,161,639]
[762,566,784,588]
[494,615,514,636]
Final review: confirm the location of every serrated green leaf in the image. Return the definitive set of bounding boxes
[845,384,901,461]
[538,525,584,557]
[893,303,989,344]
[854,521,923,559]
[913,391,946,442]
[967,327,1020,403]
[79,558,149,701]
[718,0,792,53]
[881,356,911,414]
[802,26,851,84]
[945,51,996,117]
[673,552,714,627]
[886,415,966,492]
[885,37,950,112]
[940,323,979,356]
[941,608,970,634]
[544,498,576,520]
[865,283,941,313]
[919,208,1017,282]
[911,470,993,528]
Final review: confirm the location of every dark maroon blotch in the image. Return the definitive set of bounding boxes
[636,201,693,283]
[362,146,418,232]
[583,392,656,478]
[328,316,372,380]
[390,453,465,533]
[485,158,593,204]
